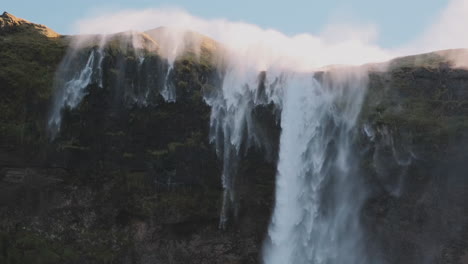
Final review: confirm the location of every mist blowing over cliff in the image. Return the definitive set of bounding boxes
[38,1,468,263]
[72,9,389,71]
[71,0,468,71]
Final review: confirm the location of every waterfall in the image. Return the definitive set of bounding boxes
[48,33,375,258]
[161,65,176,102]
[47,33,172,137]
[262,69,370,264]
[48,48,104,136]
[203,67,283,228]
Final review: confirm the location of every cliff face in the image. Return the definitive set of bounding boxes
[360,60,468,264]
[1,13,468,264]
[0,14,277,264]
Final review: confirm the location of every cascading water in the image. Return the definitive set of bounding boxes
[47,28,216,136]
[48,28,376,262]
[48,48,105,136]
[161,65,176,102]
[203,67,283,228]
[48,32,170,136]
[262,70,371,264]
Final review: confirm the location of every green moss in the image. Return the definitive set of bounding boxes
[0,231,69,264]
[138,189,221,219]
[89,247,115,263]
[126,171,150,191]
[168,142,184,153]
[147,149,169,157]
[176,50,215,71]
[123,152,135,158]
[61,248,79,262]
[105,130,125,137]
[57,138,90,151]
[370,97,468,146]
[190,91,203,102]
[177,80,189,89]
[362,65,468,157]
[185,132,204,147]
[388,52,447,69]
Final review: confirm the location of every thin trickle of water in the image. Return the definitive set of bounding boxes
[48,48,104,136]
[368,125,415,197]
[262,70,370,264]
[161,66,176,102]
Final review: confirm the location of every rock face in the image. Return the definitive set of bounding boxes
[0,13,275,264]
[0,12,59,37]
[1,12,468,264]
[359,59,468,264]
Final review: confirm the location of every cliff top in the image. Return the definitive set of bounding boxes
[2,12,466,72]
[145,27,220,53]
[0,11,60,38]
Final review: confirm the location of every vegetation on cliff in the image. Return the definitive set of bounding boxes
[359,52,468,263]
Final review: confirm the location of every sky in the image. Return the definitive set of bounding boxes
[3,0,449,49]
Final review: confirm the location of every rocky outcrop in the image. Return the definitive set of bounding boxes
[0,11,59,37]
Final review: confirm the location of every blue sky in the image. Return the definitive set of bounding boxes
[3,0,449,48]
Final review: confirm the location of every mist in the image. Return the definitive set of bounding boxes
[69,0,468,72]
[406,0,468,53]
[72,8,393,72]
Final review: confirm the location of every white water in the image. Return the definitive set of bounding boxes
[49,31,375,261]
[203,67,283,228]
[262,70,370,264]
[48,49,104,136]
[161,66,176,102]
[48,39,173,136]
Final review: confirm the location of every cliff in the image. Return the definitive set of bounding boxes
[360,56,468,263]
[1,13,468,264]
[0,12,274,264]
